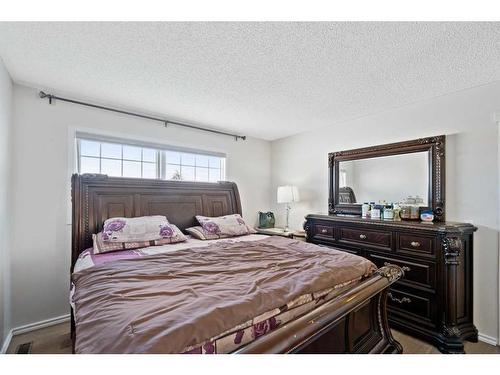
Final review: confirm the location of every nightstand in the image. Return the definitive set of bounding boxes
[255,227,293,238]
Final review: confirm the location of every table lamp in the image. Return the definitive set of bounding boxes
[277,185,300,232]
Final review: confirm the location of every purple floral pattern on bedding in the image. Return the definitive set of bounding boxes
[252,317,279,338]
[181,316,282,354]
[233,330,245,344]
[102,219,126,240]
[201,221,221,235]
[159,224,174,238]
[202,342,216,354]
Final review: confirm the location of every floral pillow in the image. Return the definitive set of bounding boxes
[195,214,256,237]
[102,215,170,242]
[185,226,232,240]
[93,223,187,254]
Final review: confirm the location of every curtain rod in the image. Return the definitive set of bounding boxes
[38,91,246,141]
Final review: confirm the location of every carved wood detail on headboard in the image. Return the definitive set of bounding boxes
[71,174,242,271]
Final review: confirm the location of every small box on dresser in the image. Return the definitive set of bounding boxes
[304,214,477,354]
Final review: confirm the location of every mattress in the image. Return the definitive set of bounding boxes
[71,235,376,353]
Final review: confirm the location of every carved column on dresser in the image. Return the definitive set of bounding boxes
[437,234,478,353]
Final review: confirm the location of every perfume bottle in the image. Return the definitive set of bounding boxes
[383,204,394,220]
[362,203,370,218]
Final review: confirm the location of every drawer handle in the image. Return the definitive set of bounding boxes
[410,241,421,248]
[383,262,411,273]
[321,229,328,234]
[359,234,367,239]
[387,292,412,304]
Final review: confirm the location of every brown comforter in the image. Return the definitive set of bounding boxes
[72,236,375,353]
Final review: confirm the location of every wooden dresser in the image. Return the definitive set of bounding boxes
[304,214,478,353]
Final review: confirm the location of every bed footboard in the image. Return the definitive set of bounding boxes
[234,265,403,354]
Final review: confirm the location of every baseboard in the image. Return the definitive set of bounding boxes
[1,330,13,354]
[11,314,70,336]
[478,332,498,346]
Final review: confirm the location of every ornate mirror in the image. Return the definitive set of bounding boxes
[328,135,446,221]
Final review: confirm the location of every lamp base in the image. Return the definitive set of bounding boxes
[284,204,291,233]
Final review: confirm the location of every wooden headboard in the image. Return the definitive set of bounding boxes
[71,173,242,271]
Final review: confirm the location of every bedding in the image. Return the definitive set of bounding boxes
[72,235,376,354]
[93,224,187,254]
[76,234,267,272]
[102,215,170,242]
[195,214,256,237]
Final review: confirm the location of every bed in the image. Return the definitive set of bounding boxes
[70,173,403,354]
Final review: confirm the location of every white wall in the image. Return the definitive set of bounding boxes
[0,58,12,347]
[9,84,272,329]
[271,82,500,342]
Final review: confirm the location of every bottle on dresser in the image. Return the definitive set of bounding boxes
[362,202,370,218]
[370,204,381,219]
[383,204,394,220]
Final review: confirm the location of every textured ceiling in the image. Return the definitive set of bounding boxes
[0,22,499,140]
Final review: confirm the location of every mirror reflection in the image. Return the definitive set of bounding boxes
[338,151,429,205]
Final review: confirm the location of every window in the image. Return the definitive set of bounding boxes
[76,135,225,182]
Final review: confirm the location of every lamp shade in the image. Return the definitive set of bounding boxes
[277,185,300,203]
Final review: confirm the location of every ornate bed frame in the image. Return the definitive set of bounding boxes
[71,173,403,354]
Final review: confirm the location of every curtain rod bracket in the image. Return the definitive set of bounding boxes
[39,91,54,104]
[38,90,246,141]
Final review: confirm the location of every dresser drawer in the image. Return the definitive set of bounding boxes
[312,224,334,240]
[368,253,436,290]
[387,287,437,327]
[339,227,392,251]
[397,234,435,257]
